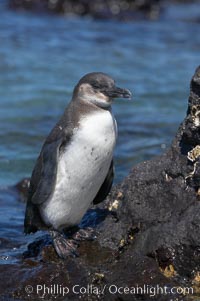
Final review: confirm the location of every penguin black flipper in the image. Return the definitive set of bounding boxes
[93,160,114,205]
[24,122,73,234]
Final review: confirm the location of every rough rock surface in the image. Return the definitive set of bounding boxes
[1,67,200,300]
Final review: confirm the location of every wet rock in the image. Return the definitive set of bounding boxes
[1,67,200,300]
[97,66,200,297]
[8,0,162,20]
[14,177,30,202]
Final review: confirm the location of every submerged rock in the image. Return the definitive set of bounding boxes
[8,0,162,20]
[14,178,30,202]
[1,67,200,300]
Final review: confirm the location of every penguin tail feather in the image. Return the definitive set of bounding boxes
[24,202,46,234]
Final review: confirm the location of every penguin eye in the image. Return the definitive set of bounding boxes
[92,83,101,89]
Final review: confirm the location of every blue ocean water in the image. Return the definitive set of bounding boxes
[0,1,200,263]
[0,2,199,187]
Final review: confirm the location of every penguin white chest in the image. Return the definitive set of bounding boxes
[41,110,117,230]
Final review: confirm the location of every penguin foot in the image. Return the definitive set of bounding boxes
[49,230,79,259]
[73,227,97,242]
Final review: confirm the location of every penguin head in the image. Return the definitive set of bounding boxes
[73,72,132,108]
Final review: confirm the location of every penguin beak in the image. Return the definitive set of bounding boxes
[105,87,132,99]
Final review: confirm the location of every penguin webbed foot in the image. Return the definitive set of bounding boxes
[49,230,79,259]
[72,227,97,241]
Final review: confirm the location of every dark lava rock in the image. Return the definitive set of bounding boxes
[8,0,162,20]
[14,177,30,202]
[1,67,200,301]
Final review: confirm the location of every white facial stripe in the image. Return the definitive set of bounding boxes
[77,83,111,108]
[84,93,111,108]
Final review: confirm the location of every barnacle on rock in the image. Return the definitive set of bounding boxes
[192,272,200,294]
[186,146,200,193]
[193,271,200,284]
[191,105,200,127]
[108,199,119,211]
[108,191,123,211]
[165,173,172,182]
[187,145,200,162]
[92,273,105,284]
[119,239,125,248]
[160,264,177,278]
